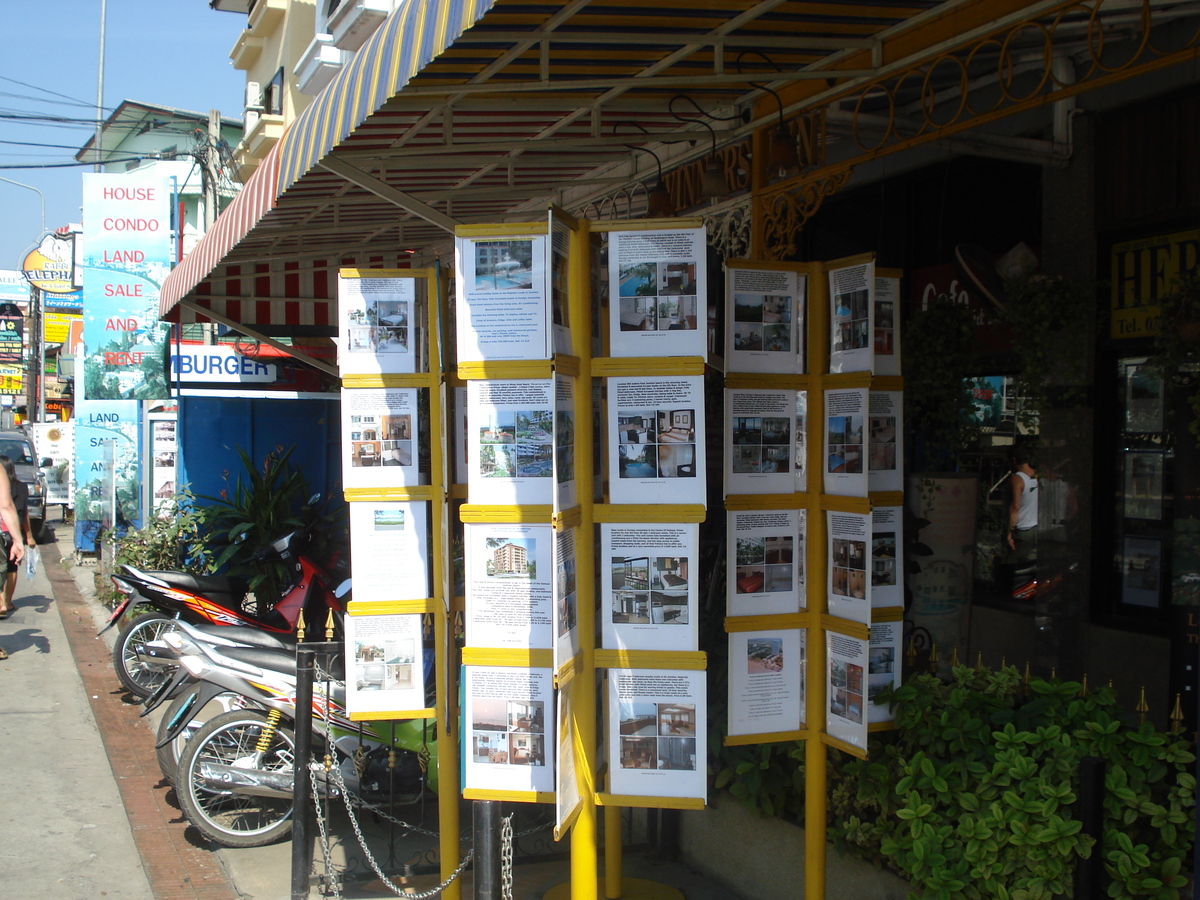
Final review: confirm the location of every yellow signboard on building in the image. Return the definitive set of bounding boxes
[1111,228,1200,338]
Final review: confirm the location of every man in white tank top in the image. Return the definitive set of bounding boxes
[1005,447,1038,594]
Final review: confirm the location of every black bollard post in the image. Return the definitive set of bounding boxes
[291,648,316,900]
[473,799,502,900]
[1075,755,1105,900]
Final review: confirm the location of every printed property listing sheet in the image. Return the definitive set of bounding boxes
[464,666,555,794]
[468,379,555,505]
[868,618,902,725]
[341,387,421,490]
[344,612,426,718]
[553,527,580,671]
[871,507,903,611]
[826,630,869,751]
[465,523,553,650]
[828,259,875,374]
[727,628,804,737]
[608,668,706,800]
[827,511,871,624]
[348,501,429,603]
[607,226,707,359]
[456,232,550,361]
[607,376,706,505]
[823,387,868,497]
[601,523,699,652]
[338,271,419,376]
[727,509,804,617]
[873,274,901,377]
[726,388,800,495]
[725,263,805,374]
[553,374,578,512]
[867,391,903,493]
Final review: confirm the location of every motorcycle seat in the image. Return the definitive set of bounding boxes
[140,570,249,596]
[222,645,298,675]
[189,624,292,652]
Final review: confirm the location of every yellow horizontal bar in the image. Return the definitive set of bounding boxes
[463,789,555,804]
[821,614,870,641]
[868,721,897,733]
[594,649,707,670]
[462,648,554,668]
[554,354,581,378]
[725,259,813,275]
[819,495,872,514]
[595,793,706,811]
[873,605,904,623]
[869,491,905,508]
[876,266,903,279]
[459,504,554,523]
[724,373,809,391]
[591,356,705,377]
[347,599,439,616]
[340,267,432,280]
[822,251,875,272]
[872,376,904,392]
[455,222,547,237]
[823,372,873,390]
[350,708,436,722]
[341,373,438,389]
[457,361,553,380]
[725,613,805,632]
[553,507,582,531]
[821,733,868,759]
[592,504,706,524]
[344,487,435,503]
[724,493,809,510]
[587,217,703,234]
[725,729,807,746]
[554,655,579,688]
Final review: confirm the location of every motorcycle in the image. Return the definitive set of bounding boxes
[152,627,435,848]
[102,522,348,698]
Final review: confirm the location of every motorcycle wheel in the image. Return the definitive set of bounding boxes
[177,709,296,848]
[155,686,241,787]
[112,611,175,698]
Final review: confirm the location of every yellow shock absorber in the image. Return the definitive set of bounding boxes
[255,708,284,754]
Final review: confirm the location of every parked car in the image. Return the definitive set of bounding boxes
[0,432,49,538]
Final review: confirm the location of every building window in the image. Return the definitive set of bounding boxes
[262,68,284,116]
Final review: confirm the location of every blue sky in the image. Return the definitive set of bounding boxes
[0,1,247,269]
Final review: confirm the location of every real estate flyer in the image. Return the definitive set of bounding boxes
[826,630,869,751]
[727,509,804,617]
[464,666,555,794]
[874,274,901,376]
[828,260,875,374]
[827,511,871,625]
[726,388,798,495]
[344,612,426,718]
[726,264,805,373]
[349,501,429,603]
[727,628,804,738]
[608,375,706,505]
[868,619,902,724]
[341,387,420,490]
[555,680,581,839]
[554,374,578,512]
[601,523,699,652]
[455,232,550,361]
[867,391,903,493]
[607,226,707,358]
[465,523,553,649]
[795,390,807,491]
[338,271,418,376]
[553,526,580,670]
[453,385,469,486]
[549,211,573,356]
[608,668,706,800]
[823,387,868,497]
[468,379,555,505]
[871,507,903,611]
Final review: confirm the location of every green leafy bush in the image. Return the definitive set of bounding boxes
[829,665,1194,900]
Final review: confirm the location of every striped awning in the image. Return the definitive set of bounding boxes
[159,139,282,318]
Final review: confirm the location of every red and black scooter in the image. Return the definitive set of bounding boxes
[101,525,348,698]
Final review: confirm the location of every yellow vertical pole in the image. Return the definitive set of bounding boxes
[429,266,461,900]
[805,263,830,900]
[569,219,600,900]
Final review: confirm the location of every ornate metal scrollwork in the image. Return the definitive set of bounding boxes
[703,198,753,259]
[758,167,853,261]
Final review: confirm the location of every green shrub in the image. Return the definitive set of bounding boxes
[830,665,1194,900]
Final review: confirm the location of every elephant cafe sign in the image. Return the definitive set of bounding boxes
[1111,228,1200,339]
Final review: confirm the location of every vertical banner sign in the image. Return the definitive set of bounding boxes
[0,311,22,364]
[80,174,171,400]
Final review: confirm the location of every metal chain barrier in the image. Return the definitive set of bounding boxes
[315,760,473,898]
[500,813,514,900]
[312,786,344,900]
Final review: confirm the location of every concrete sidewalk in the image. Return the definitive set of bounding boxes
[40,519,746,900]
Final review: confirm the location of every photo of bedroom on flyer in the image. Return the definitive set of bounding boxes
[339,275,417,375]
[609,376,705,503]
[609,668,706,799]
[728,389,795,491]
[727,629,803,736]
[342,387,420,489]
[616,407,696,479]
[603,523,698,651]
[828,511,871,623]
[345,613,425,716]
[608,228,706,357]
[466,667,554,793]
[728,508,803,615]
[827,410,863,474]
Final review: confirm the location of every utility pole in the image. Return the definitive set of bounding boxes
[203,109,222,230]
[94,0,107,172]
